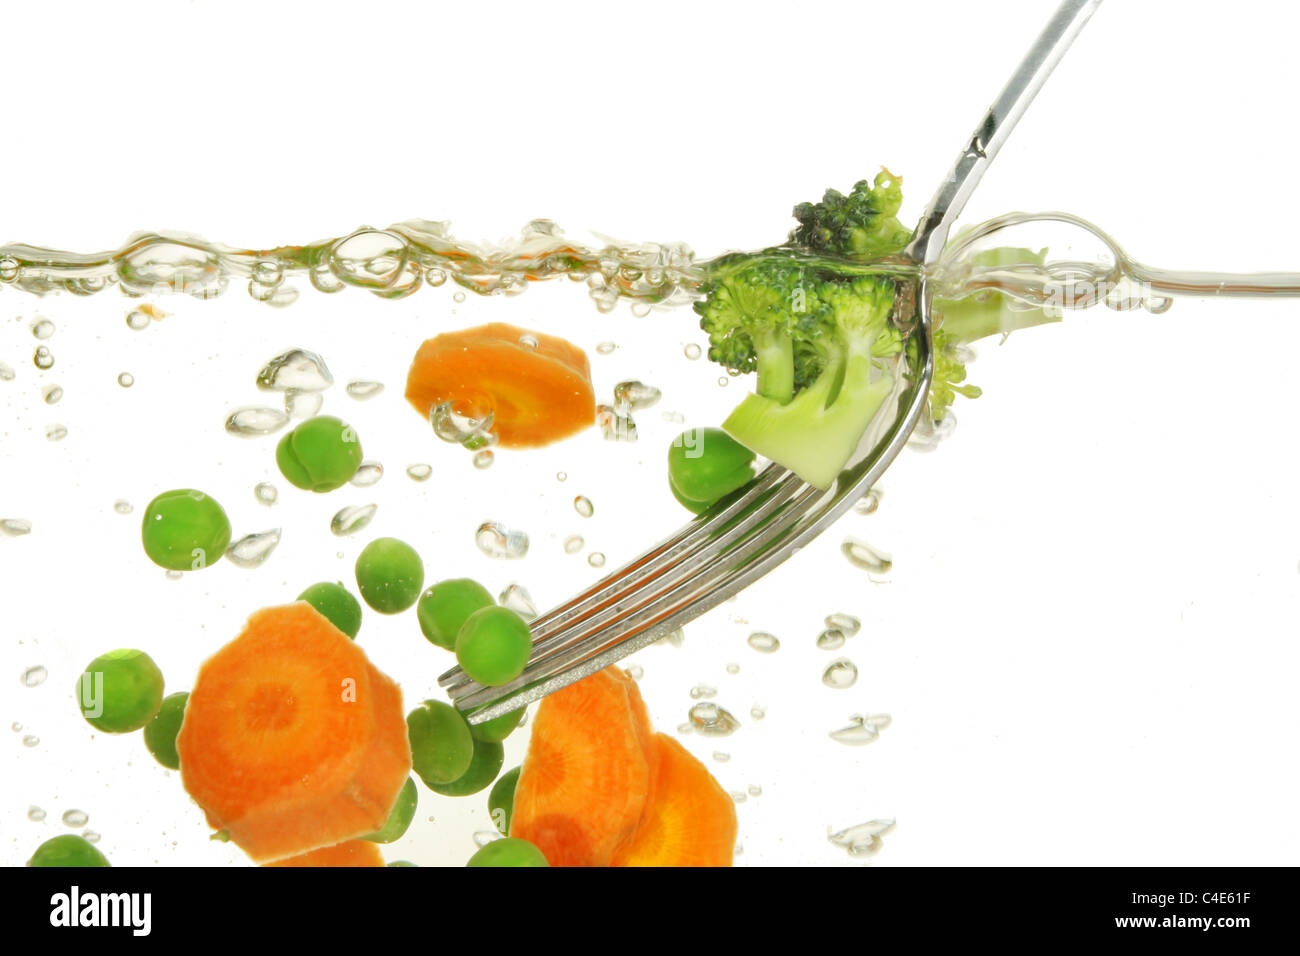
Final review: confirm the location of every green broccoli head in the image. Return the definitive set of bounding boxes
[694,253,822,404]
[790,168,913,261]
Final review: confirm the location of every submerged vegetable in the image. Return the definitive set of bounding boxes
[418,578,494,650]
[511,667,736,866]
[263,840,384,867]
[467,837,549,867]
[404,323,595,448]
[77,649,165,734]
[176,602,411,864]
[143,691,189,770]
[489,765,522,835]
[455,605,532,686]
[140,489,231,571]
[275,415,363,492]
[355,537,424,614]
[667,427,758,513]
[407,700,475,787]
[361,777,418,844]
[427,736,504,797]
[27,835,110,868]
[296,582,362,639]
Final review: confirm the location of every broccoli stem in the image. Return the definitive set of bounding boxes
[933,291,1061,345]
[722,339,895,490]
[752,327,795,404]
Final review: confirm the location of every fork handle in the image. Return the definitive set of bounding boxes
[906,0,1103,266]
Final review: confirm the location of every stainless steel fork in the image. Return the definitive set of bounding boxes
[441,0,1104,724]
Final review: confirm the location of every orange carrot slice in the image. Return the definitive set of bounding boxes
[176,602,411,864]
[263,840,384,867]
[404,322,595,448]
[611,734,738,867]
[510,667,653,865]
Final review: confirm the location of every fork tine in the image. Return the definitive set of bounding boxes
[437,467,807,697]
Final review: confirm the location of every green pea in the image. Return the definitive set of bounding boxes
[143,691,189,770]
[667,427,757,513]
[298,581,362,638]
[407,700,474,787]
[488,765,521,835]
[455,606,532,687]
[417,578,494,651]
[469,706,526,743]
[466,837,549,867]
[27,835,110,868]
[140,489,231,571]
[361,777,418,844]
[355,537,424,614]
[428,737,504,798]
[77,649,164,734]
[275,415,363,492]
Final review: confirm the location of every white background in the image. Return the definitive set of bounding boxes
[2,0,1299,866]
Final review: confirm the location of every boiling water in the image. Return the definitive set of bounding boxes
[4,209,1299,868]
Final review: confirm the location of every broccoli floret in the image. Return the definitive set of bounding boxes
[694,172,1064,490]
[694,252,822,404]
[790,168,913,261]
[721,274,903,489]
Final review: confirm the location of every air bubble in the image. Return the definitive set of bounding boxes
[256,348,333,392]
[822,658,858,689]
[226,406,290,437]
[476,521,528,559]
[613,380,661,414]
[226,529,281,568]
[842,538,892,574]
[284,389,323,419]
[826,613,861,636]
[829,713,892,746]
[346,380,384,400]
[852,488,882,515]
[350,462,384,487]
[331,504,377,537]
[816,628,846,650]
[498,583,538,621]
[688,702,740,737]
